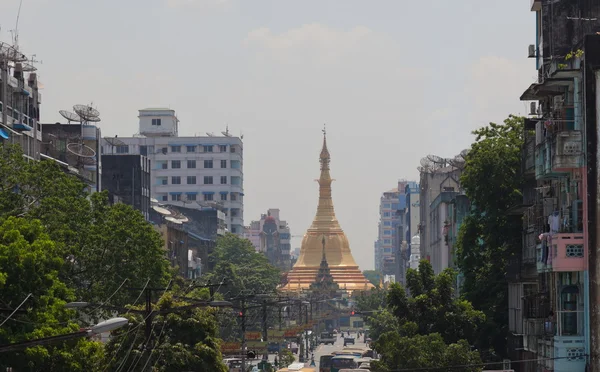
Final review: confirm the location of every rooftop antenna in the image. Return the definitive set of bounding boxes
[11,0,24,51]
[221,125,231,137]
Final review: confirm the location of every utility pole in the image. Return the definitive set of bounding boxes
[240,298,246,372]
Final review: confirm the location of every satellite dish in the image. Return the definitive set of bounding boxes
[67,143,96,158]
[150,198,159,205]
[73,104,100,122]
[177,216,189,223]
[165,216,183,224]
[59,110,81,123]
[104,136,125,146]
[206,132,215,137]
[427,155,446,165]
[153,206,171,216]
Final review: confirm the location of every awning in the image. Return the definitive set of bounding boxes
[186,191,198,195]
[0,128,8,139]
[169,192,182,195]
[219,191,228,194]
[202,191,215,195]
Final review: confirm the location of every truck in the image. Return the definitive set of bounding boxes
[320,332,336,345]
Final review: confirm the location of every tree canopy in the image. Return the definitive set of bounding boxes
[455,115,524,355]
[367,260,484,371]
[362,270,383,287]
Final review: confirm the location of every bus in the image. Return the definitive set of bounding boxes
[330,355,359,372]
[319,354,333,372]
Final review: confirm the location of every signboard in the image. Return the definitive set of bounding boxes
[267,330,284,341]
[221,342,241,353]
[246,341,268,353]
[245,332,262,341]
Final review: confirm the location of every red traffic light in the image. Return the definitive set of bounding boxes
[238,311,243,317]
[351,311,355,315]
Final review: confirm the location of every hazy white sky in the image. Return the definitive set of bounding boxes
[0,0,536,270]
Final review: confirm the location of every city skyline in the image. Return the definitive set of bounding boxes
[0,0,536,269]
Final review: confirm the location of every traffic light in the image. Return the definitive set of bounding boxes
[247,350,256,359]
[238,311,243,317]
[351,311,355,315]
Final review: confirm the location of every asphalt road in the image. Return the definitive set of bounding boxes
[312,333,369,370]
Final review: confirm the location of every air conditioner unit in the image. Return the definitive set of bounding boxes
[553,95,564,109]
[528,44,536,58]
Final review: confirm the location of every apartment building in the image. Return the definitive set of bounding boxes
[244,208,292,270]
[101,108,244,234]
[0,41,42,159]
[507,2,600,371]
[375,188,400,275]
[101,154,151,220]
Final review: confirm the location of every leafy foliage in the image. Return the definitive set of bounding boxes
[205,233,280,297]
[455,115,524,355]
[366,260,484,371]
[371,333,482,372]
[278,348,295,368]
[362,270,383,287]
[103,292,227,372]
[0,217,104,371]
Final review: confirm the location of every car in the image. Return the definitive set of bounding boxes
[343,337,355,347]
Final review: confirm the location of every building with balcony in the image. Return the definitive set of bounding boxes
[244,209,292,271]
[100,108,244,234]
[0,42,42,160]
[101,154,151,220]
[511,2,600,370]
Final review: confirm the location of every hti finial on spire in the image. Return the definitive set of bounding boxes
[320,125,330,162]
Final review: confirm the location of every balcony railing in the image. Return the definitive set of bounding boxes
[523,136,535,175]
[551,233,586,272]
[535,120,583,178]
[556,310,584,337]
[523,293,551,319]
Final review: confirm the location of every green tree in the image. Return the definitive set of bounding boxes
[362,270,383,287]
[456,115,524,355]
[278,348,295,368]
[371,333,482,372]
[206,233,280,297]
[0,217,104,371]
[354,287,386,320]
[103,292,227,372]
[0,144,171,305]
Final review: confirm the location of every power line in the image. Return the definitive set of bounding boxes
[0,293,31,327]
[386,355,589,371]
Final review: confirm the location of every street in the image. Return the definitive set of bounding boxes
[311,333,369,370]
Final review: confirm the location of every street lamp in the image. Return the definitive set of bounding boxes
[0,317,129,353]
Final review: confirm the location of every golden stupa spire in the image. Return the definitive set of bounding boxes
[312,124,340,230]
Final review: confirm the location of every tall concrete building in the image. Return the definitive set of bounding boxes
[244,208,292,270]
[374,188,400,275]
[100,108,244,234]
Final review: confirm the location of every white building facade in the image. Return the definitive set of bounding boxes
[375,188,400,274]
[101,108,244,234]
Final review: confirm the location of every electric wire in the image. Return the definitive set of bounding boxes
[386,355,589,371]
[101,278,150,372]
[0,293,31,328]
[124,279,173,372]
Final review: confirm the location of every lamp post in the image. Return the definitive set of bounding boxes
[0,317,128,353]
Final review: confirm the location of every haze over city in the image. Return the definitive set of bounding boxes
[0,0,535,269]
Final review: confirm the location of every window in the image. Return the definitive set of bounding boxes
[231,160,241,169]
[383,203,391,209]
[220,160,227,168]
[171,145,181,153]
[187,176,196,184]
[171,160,181,169]
[392,203,400,210]
[220,193,227,201]
[384,230,392,235]
[172,176,181,185]
[161,178,168,185]
[171,194,181,201]
[161,162,168,169]
[384,239,391,244]
[220,176,227,184]
[384,248,392,253]
[220,145,227,152]
[230,146,236,153]
[383,212,390,217]
[204,160,213,168]
[152,118,162,126]
[116,145,129,154]
[204,176,213,184]
[187,194,197,201]
[186,145,196,153]
[161,195,168,201]
[140,146,148,156]
[161,147,168,154]
[384,221,391,226]
[231,193,237,201]
[203,145,213,153]
[187,160,196,169]
[204,193,214,201]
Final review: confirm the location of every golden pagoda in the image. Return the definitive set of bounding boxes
[280,129,374,293]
